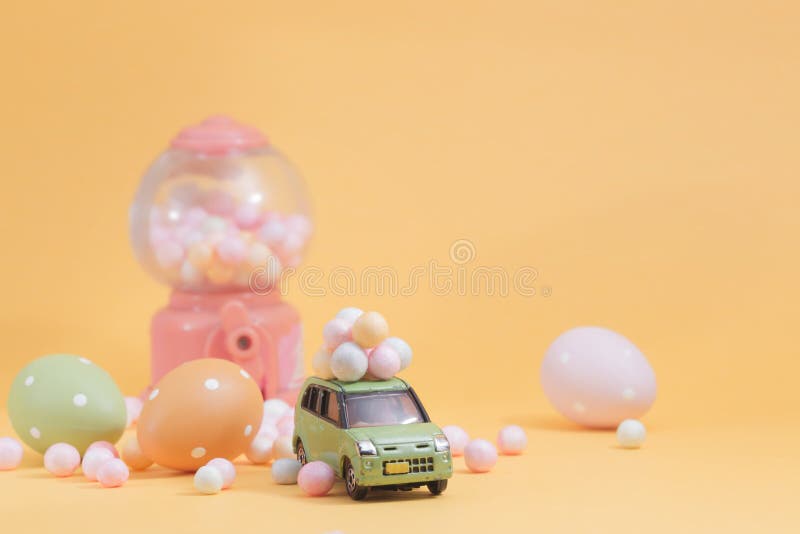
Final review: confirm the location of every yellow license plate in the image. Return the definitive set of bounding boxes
[385,462,410,474]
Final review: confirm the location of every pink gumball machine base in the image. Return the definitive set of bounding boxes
[150,291,304,404]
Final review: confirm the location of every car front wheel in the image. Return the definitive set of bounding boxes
[296,439,307,465]
[427,479,448,495]
[343,458,368,501]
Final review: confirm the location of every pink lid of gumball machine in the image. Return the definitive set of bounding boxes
[129,116,313,293]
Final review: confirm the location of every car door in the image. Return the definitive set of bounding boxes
[301,385,326,460]
[316,387,344,472]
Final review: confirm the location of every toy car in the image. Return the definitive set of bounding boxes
[293,376,452,500]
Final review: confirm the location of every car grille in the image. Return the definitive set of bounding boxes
[383,456,435,475]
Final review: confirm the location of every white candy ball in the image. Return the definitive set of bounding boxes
[272,435,294,460]
[311,347,335,379]
[245,435,274,464]
[442,425,470,456]
[206,458,236,489]
[194,465,224,495]
[382,337,413,370]
[322,319,352,351]
[271,458,302,484]
[335,307,364,325]
[330,342,368,382]
[616,419,646,449]
[497,425,528,455]
[262,398,292,426]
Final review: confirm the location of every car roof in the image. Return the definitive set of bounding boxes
[307,376,410,394]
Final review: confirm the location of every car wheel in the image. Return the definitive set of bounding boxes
[296,439,307,465]
[343,458,368,501]
[427,479,448,495]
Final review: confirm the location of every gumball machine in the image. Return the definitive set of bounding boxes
[129,116,312,403]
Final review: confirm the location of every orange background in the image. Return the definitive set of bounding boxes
[1,1,798,532]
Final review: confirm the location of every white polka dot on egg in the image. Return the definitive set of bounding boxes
[191,447,207,459]
[73,393,88,407]
[240,369,250,379]
[24,376,34,387]
[244,425,253,437]
[204,378,220,391]
[30,427,41,439]
[79,358,91,365]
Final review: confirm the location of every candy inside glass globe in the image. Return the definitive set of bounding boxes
[129,117,312,293]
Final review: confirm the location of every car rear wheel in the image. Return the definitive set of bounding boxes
[343,458,368,500]
[427,479,448,495]
[296,439,307,465]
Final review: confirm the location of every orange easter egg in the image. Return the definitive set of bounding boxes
[137,359,262,471]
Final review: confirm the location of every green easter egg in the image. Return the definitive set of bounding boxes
[7,354,127,454]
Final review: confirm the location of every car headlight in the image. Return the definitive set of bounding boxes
[357,440,377,456]
[433,433,450,452]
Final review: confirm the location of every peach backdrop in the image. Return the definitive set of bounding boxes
[0,1,798,532]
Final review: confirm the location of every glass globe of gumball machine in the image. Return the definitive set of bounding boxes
[129,116,312,402]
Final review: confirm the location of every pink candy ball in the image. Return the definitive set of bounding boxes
[44,443,81,477]
[206,458,236,489]
[497,425,528,455]
[322,318,352,351]
[0,437,23,471]
[234,204,263,229]
[204,190,236,216]
[464,439,498,473]
[86,441,119,458]
[96,458,130,488]
[276,414,295,437]
[154,240,184,268]
[442,425,470,457]
[297,461,335,497]
[81,448,115,481]
[367,345,401,380]
[216,235,248,264]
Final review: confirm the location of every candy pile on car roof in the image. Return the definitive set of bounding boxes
[312,308,413,382]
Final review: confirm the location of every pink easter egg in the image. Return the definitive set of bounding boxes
[0,437,23,470]
[367,345,401,380]
[43,443,81,477]
[297,461,335,497]
[442,425,470,456]
[97,458,130,488]
[464,439,498,473]
[541,326,657,428]
[206,458,237,489]
[322,318,352,351]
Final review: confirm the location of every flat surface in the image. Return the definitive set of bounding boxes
[1,1,799,532]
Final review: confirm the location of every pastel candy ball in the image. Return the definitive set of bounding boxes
[335,307,364,325]
[272,435,294,460]
[351,311,389,348]
[0,437,23,470]
[86,441,119,458]
[262,399,292,427]
[322,319,352,351]
[7,354,127,454]
[311,347,334,380]
[276,414,294,437]
[464,439,498,473]
[43,443,81,477]
[82,448,115,481]
[616,419,646,449]
[367,345,401,380]
[121,437,153,471]
[206,458,236,488]
[154,241,184,268]
[330,342,369,382]
[271,458,302,485]
[137,359,263,471]
[245,435,274,464]
[442,425,470,457]
[125,397,143,428]
[216,235,248,264]
[97,458,130,488]
[497,425,527,455]
[381,337,412,370]
[234,204,263,229]
[194,465,224,495]
[297,461,335,496]
[541,326,657,428]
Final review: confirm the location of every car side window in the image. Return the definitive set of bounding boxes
[307,386,319,412]
[319,389,330,416]
[326,393,340,424]
[301,387,311,409]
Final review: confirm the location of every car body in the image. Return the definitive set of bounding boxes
[293,376,452,500]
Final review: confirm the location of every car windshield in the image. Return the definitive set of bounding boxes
[344,391,425,428]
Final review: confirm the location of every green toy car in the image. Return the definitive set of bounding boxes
[292,376,452,500]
